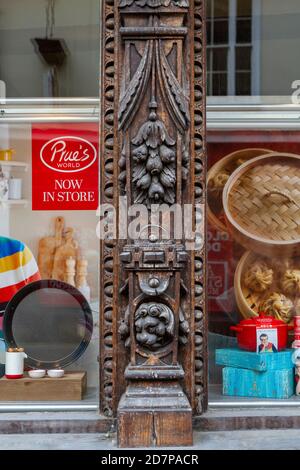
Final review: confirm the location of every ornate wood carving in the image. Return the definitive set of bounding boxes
[119,0,189,8]
[192,0,207,415]
[100,0,120,419]
[100,0,206,447]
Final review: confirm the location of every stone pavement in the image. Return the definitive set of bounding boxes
[0,430,299,450]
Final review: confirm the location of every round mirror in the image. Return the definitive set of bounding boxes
[3,280,93,369]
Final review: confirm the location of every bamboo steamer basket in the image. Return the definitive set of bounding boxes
[207,148,272,231]
[235,250,297,324]
[223,152,300,258]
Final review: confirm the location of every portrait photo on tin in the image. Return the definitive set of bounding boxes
[256,328,278,353]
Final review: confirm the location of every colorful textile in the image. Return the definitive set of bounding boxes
[0,236,40,319]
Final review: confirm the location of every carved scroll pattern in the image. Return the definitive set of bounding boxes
[119,0,189,7]
[193,0,206,414]
[119,37,190,207]
[119,288,190,354]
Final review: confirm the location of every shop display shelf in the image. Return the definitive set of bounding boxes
[1,199,28,206]
[0,161,28,171]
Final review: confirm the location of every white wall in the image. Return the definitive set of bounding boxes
[260,0,300,96]
[0,123,10,236]
[0,206,9,237]
[0,0,99,97]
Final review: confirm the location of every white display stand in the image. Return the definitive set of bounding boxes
[0,163,28,238]
[0,205,9,237]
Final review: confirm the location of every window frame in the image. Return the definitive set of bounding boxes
[207,0,261,99]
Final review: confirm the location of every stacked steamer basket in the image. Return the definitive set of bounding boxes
[212,152,300,398]
[207,148,273,232]
[222,153,300,323]
[207,148,273,313]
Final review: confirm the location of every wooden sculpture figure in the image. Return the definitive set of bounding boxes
[76,258,88,288]
[38,216,65,279]
[76,258,90,301]
[52,228,79,281]
[65,257,76,286]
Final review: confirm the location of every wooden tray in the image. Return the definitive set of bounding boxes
[0,371,87,401]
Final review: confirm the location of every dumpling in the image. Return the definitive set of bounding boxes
[260,292,294,323]
[281,270,300,296]
[244,261,273,293]
[209,171,230,192]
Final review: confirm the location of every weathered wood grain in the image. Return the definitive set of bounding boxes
[100,0,206,447]
[0,372,87,401]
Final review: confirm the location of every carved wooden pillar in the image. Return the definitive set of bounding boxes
[100,0,206,448]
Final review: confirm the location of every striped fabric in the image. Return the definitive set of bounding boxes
[0,237,40,321]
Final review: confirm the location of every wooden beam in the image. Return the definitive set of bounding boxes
[100,0,206,447]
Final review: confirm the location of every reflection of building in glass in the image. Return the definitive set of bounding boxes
[0,0,99,98]
[207,0,300,97]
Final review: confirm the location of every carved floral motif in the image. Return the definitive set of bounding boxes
[118,39,190,206]
[132,107,176,206]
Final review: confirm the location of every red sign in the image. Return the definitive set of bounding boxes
[32,124,99,210]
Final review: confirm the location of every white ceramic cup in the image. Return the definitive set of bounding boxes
[47,369,64,378]
[28,369,46,379]
[5,351,27,379]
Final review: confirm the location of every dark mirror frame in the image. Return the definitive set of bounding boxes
[3,280,93,370]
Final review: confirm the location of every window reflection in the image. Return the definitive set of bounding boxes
[0,0,99,98]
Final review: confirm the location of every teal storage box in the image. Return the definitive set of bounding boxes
[223,367,294,399]
[216,348,293,371]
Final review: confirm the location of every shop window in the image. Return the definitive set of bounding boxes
[0,0,99,98]
[0,0,100,410]
[207,2,300,406]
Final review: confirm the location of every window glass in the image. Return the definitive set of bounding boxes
[0,0,99,98]
[207,0,300,405]
[214,0,229,18]
[207,0,300,101]
[0,0,100,409]
[236,18,251,44]
[237,0,252,18]
[235,46,251,70]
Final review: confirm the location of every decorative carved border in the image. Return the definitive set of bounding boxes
[100,0,119,417]
[100,0,207,418]
[192,0,207,414]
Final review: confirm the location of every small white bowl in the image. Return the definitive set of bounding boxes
[47,369,64,378]
[28,369,46,379]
